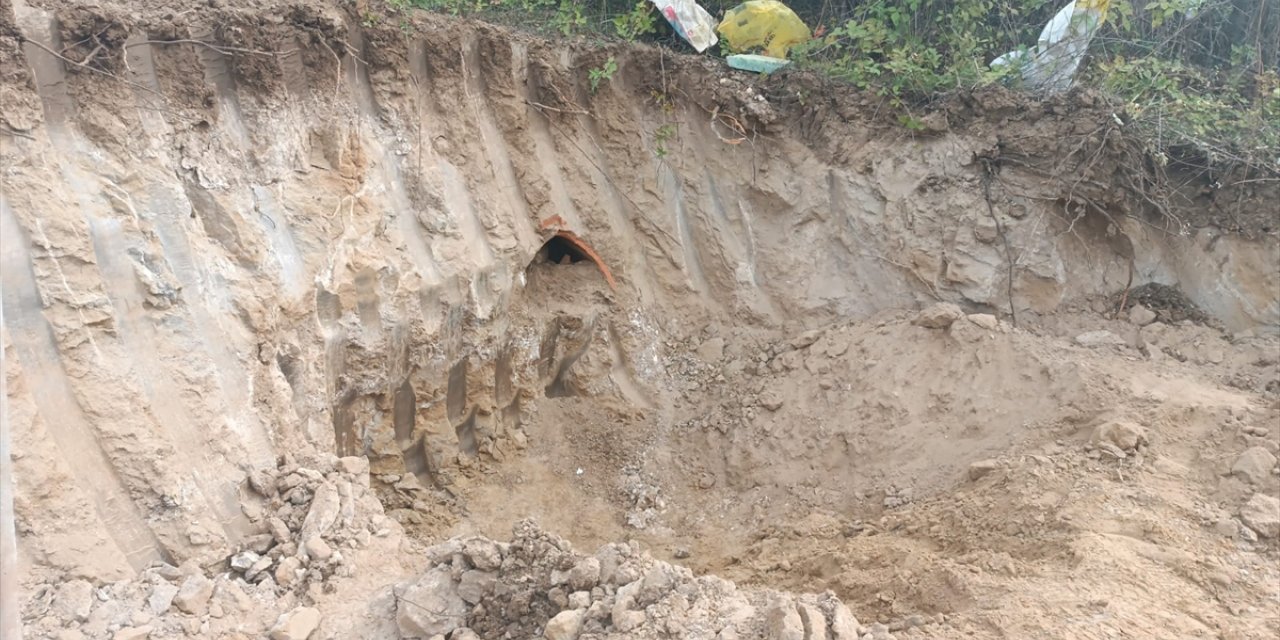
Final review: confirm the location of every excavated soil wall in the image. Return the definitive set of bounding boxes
[2,0,1275,578]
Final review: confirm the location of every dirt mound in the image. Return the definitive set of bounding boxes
[17,452,413,639]
[393,521,862,640]
[2,0,1278,638]
[1120,282,1214,326]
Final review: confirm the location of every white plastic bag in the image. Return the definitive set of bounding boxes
[650,0,719,52]
[991,0,1111,92]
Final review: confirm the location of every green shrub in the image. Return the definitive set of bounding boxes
[614,1,659,40]
[589,56,619,92]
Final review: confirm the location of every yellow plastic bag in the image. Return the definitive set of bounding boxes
[717,0,812,59]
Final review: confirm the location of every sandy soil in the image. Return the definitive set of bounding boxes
[1,0,1277,638]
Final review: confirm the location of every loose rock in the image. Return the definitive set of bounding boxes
[173,575,214,616]
[53,580,94,622]
[457,570,495,604]
[230,551,261,572]
[304,537,333,561]
[146,583,178,616]
[830,602,860,639]
[968,459,1001,481]
[396,567,467,638]
[1090,421,1148,452]
[270,606,321,640]
[913,303,964,329]
[1128,304,1157,326]
[337,456,370,476]
[1240,493,1280,538]
[299,483,340,544]
[1231,447,1277,484]
[759,389,785,412]
[276,557,303,587]
[567,556,601,591]
[462,538,503,571]
[543,609,585,640]
[967,314,999,330]
[765,598,804,640]
[267,517,292,544]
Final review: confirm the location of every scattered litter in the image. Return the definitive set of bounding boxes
[575,468,585,476]
[991,0,1111,92]
[718,0,811,59]
[726,53,791,74]
[650,0,719,52]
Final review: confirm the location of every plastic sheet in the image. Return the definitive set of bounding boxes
[991,0,1112,92]
[650,0,719,52]
[717,0,812,59]
[726,53,791,74]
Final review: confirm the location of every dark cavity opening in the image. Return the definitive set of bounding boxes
[540,234,589,265]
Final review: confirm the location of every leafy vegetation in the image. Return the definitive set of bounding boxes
[653,123,677,157]
[381,0,1278,173]
[786,0,1278,172]
[613,0,660,39]
[589,56,619,92]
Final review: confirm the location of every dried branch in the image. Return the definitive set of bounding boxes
[19,36,167,99]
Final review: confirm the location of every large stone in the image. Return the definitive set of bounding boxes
[462,538,503,571]
[270,606,321,640]
[456,570,496,604]
[147,583,179,616]
[787,330,822,350]
[53,579,94,622]
[829,602,860,640]
[758,389,785,412]
[567,557,601,591]
[1090,421,1148,452]
[213,581,255,616]
[913,303,964,329]
[304,537,333,561]
[275,557,303,587]
[337,456,370,476]
[1128,304,1157,326]
[966,314,999,330]
[765,598,804,640]
[611,581,646,632]
[638,564,677,606]
[173,575,214,615]
[299,483,340,543]
[543,609,585,640]
[796,603,826,640]
[247,469,277,497]
[396,567,466,638]
[1231,447,1277,485]
[1240,493,1280,539]
[968,459,1001,481]
[267,517,292,544]
[245,556,275,582]
[245,533,276,554]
